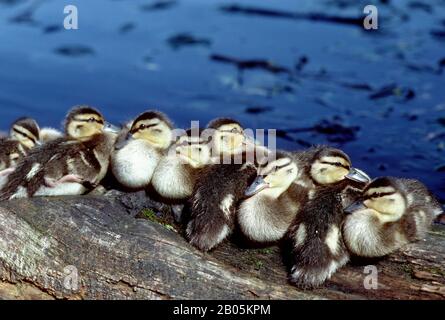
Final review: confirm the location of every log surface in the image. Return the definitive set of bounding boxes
[0,191,444,300]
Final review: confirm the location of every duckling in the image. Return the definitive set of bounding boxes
[283,147,371,288]
[343,177,443,258]
[186,118,263,251]
[286,179,365,289]
[0,106,118,200]
[111,111,173,190]
[238,145,370,244]
[238,151,307,243]
[151,127,211,201]
[0,117,40,171]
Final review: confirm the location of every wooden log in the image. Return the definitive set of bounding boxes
[0,191,443,300]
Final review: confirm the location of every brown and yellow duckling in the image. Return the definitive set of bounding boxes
[0,106,119,200]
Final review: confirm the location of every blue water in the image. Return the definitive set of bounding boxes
[0,0,444,200]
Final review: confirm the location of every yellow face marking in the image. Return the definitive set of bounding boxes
[131,119,172,149]
[258,158,299,198]
[364,192,406,223]
[67,113,105,139]
[311,160,350,185]
[11,125,39,149]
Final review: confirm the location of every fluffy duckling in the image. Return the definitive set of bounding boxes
[287,179,365,289]
[343,177,443,258]
[151,127,211,201]
[283,146,370,288]
[186,118,262,251]
[238,151,307,243]
[111,111,173,190]
[0,106,118,200]
[0,117,40,172]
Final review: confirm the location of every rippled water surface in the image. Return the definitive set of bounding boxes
[0,0,444,200]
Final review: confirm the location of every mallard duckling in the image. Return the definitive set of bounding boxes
[0,106,118,200]
[111,111,173,190]
[238,146,370,244]
[238,151,307,243]
[343,177,443,258]
[0,117,40,171]
[152,127,211,201]
[287,180,365,289]
[186,118,262,251]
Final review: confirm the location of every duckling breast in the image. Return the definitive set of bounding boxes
[111,139,161,189]
[238,195,296,242]
[152,155,193,200]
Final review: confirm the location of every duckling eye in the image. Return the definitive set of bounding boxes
[139,124,146,130]
[88,117,96,123]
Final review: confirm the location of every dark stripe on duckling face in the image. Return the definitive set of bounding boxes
[73,117,105,125]
[13,119,40,139]
[12,127,37,144]
[364,191,396,200]
[319,161,350,170]
[130,122,160,135]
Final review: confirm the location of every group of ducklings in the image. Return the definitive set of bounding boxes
[0,105,443,289]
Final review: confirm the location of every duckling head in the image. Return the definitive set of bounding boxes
[175,128,211,168]
[309,147,370,185]
[245,152,299,199]
[345,177,407,224]
[207,118,250,155]
[9,117,40,149]
[65,106,111,139]
[122,111,173,150]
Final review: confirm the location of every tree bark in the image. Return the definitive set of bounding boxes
[0,191,444,300]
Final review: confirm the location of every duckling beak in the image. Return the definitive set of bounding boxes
[104,122,120,134]
[115,132,133,150]
[345,168,371,184]
[245,176,269,197]
[344,201,367,215]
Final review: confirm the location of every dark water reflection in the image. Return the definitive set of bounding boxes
[0,0,444,201]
